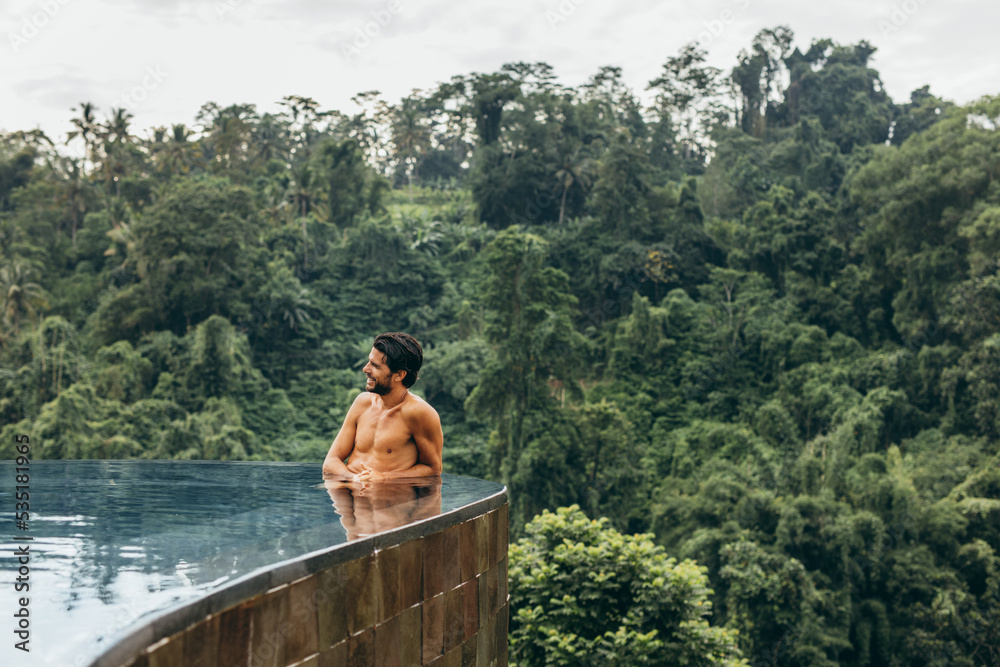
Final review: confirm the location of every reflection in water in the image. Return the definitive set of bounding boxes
[0,461,503,666]
[325,477,442,540]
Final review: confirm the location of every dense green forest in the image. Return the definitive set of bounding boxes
[2,25,999,666]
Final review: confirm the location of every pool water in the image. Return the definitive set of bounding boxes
[0,460,502,667]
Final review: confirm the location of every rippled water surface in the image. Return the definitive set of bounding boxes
[0,460,501,666]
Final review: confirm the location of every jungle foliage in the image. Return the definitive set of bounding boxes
[1,28,998,666]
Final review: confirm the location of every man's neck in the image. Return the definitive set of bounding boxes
[378,386,409,410]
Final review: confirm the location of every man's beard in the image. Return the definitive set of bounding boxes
[366,375,392,395]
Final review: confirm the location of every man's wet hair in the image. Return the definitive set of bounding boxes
[373,332,423,388]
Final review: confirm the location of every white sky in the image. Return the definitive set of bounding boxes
[1,0,997,150]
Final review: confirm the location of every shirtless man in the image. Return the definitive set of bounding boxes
[322,332,443,481]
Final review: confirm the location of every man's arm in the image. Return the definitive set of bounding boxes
[365,402,443,479]
[322,394,366,478]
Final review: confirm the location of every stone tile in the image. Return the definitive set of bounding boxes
[441,524,462,592]
[377,545,401,622]
[476,627,489,667]
[459,520,477,584]
[346,627,374,667]
[146,630,183,667]
[491,603,508,667]
[399,604,421,667]
[286,574,320,664]
[461,635,477,667]
[498,504,509,557]
[374,614,402,667]
[249,584,289,667]
[317,563,349,649]
[489,608,502,667]
[318,640,346,667]
[442,645,462,667]
[474,516,488,575]
[477,572,488,631]
[182,614,219,667]
[345,554,380,636]
[423,530,445,600]
[498,557,508,606]
[398,538,423,610]
[422,593,444,664]
[460,579,478,641]
[498,601,509,647]
[487,562,499,618]
[443,585,465,654]
[487,510,498,569]
[217,600,252,667]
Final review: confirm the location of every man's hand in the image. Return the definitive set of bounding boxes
[353,462,387,482]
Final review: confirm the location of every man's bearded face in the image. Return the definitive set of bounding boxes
[363,348,395,395]
[365,371,392,395]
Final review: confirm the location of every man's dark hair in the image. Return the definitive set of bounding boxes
[373,332,423,388]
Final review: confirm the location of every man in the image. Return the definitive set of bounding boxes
[322,332,443,481]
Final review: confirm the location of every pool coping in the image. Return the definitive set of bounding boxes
[85,472,508,667]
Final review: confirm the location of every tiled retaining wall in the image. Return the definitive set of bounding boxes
[114,503,509,667]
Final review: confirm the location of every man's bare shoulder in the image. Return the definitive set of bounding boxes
[349,392,375,413]
[402,392,440,422]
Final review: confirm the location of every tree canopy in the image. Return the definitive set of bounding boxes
[2,27,998,666]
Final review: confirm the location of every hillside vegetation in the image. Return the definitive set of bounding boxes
[2,27,998,665]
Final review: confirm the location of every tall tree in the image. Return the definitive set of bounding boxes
[466,227,584,522]
[648,42,725,170]
[66,101,99,177]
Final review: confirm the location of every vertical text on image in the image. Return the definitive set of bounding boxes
[12,434,32,653]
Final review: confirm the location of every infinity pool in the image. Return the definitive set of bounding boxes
[0,460,505,667]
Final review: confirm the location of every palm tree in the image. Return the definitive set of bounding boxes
[287,163,319,269]
[278,94,322,159]
[98,107,135,195]
[159,124,199,178]
[261,178,291,227]
[390,96,432,201]
[103,204,148,280]
[346,90,391,173]
[147,126,168,167]
[280,288,312,332]
[107,107,133,144]
[288,162,318,219]
[554,147,594,225]
[253,113,290,164]
[67,102,98,176]
[400,211,444,257]
[0,261,47,334]
[199,104,257,170]
[52,157,92,248]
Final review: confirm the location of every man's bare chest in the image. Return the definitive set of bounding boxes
[355,407,413,451]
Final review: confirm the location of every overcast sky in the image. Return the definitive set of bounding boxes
[2,0,997,151]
